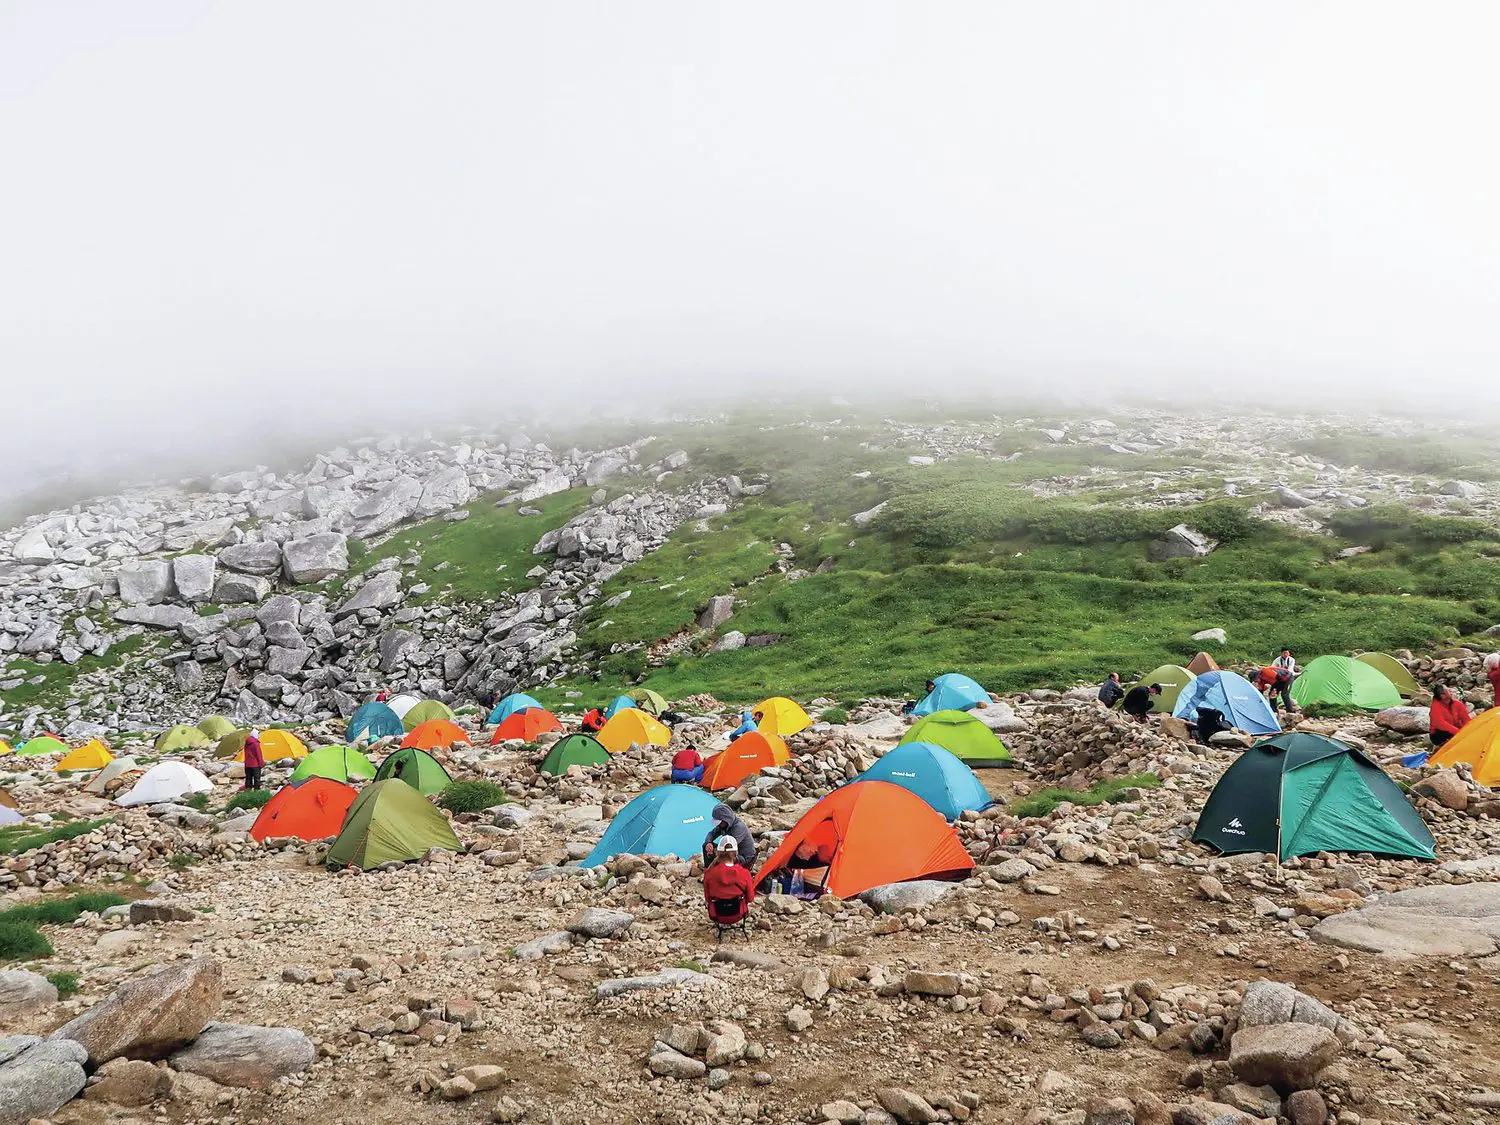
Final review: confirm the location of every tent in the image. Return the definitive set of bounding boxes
[1353,652,1421,698]
[603,694,637,720]
[218,729,309,762]
[347,701,404,742]
[1172,671,1281,736]
[581,784,721,866]
[402,719,470,750]
[753,697,812,738]
[487,693,543,724]
[854,742,993,821]
[700,732,791,791]
[374,746,452,796]
[1291,655,1403,712]
[0,806,20,827]
[155,725,211,753]
[490,708,563,744]
[1186,651,1220,676]
[55,740,113,772]
[754,781,974,899]
[539,734,610,776]
[0,741,10,756]
[912,674,990,718]
[1430,707,1500,785]
[116,762,213,807]
[899,710,1011,767]
[17,735,68,757]
[251,778,358,842]
[196,715,237,740]
[84,756,143,795]
[597,708,672,753]
[632,689,669,717]
[326,779,460,869]
[385,693,422,720]
[402,700,457,731]
[1192,732,1435,861]
[290,745,377,784]
[1133,665,1195,713]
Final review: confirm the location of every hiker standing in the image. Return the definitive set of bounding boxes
[1429,684,1470,749]
[1097,673,1125,708]
[1272,648,1297,679]
[242,728,265,791]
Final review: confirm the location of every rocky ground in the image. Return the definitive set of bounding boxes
[4,683,1500,1125]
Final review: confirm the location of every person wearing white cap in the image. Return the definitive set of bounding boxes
[242,728,265,791]
[703,834,755,924]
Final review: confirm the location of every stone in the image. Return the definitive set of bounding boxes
[0,1036,89,1123]
[594,968,716,998]
[785,1005,814,1032]
[1171,1102,1253,1125]
[1192,627,1227,644]
[1218,1082,1281,1118]
[648,1047,705,1079]
[902,971,961,998]
[172,554,217,603]
[82,1056,174,1106]
[584,456,628,487]
[821,1100,866,1124]
[52,957,223,1065]
[113,604,197,629]
[1285,1089,1327,1125]
[1414,768,1468,811]
[1236,982,1355,1041]
[130,899,197,923]
[0,969,58,1018]
[1228,1023,1340,1092]
[859,880,960,913]
[1084,1096,1137,1125]
[1081,1023,1122,1049]
[117,559,174,604]
[281,532,349,584]
[168,1022,314,1088]
[1311,883,1500,957]
[1441,479,1482,500]
[565,908,634,939]
[334,570,403,618]
[1276,486,1314,509]
[461,1063,505,1090]
[515,470,571,504]
[352,475,422,536]
[218,541,285,576]
[703,1021,747,1066]
[417,467,471,517]
[215,572,272,604]
[697,595,734,630]
[712,630,747,652]
[1147,524,1217,561]
[1374,706,1428,735]
[852,501,888,527]
[800,967,829,1001]
[876,1086,939,1124]
[13,526,55,563]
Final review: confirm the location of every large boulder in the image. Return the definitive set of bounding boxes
[217,541,284,576]
[12,526,55,564]
[168,1023,314,1088]
[514,470,571,505]
[697,596,734,630]
[1236,981,1356,1042]
[860,881,962,914]
[1414,769,1468,811]
[1311,883,1500,958]
[1228,1023,1340,1092]
[1374,707,1429,735]
[0,969,58,1019]
[1146,524,1217,561]
[416,468,471,517]
[0,1036,89,1123]
[51,957,222,1065]
[81,1056,175,1106]
[334,571,403,619]
[352,475,422,537]
[117,560,174,605]
[214,573,271,605]
[113,605,197,630]
[171,555,217,603]
[281,533,349,584]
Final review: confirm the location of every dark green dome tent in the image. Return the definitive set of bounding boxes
[1192,732,1434,862]
[540,733,609,776]
[373,746,452,796]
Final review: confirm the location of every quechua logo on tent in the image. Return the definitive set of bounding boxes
[1221,817,1246,836]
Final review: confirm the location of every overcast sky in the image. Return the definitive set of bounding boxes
[2,3,1498,490]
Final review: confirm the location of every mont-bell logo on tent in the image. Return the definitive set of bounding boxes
[1220,817,1247,837]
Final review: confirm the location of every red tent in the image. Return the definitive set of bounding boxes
[250,778,358,842]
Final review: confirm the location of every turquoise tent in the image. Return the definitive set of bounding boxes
[488,693,543,724]
[854,741,993,821]
[1172,670,1281,736]
[603,694,637,720]
[913,673,990,718]
[581,785,720,867]
[347,702,404,742]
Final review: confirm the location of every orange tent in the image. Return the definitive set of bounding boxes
[401,719,470,750]
[250,778,358,842]
[1186,651,1220,675]
[754,780,974,899]
[490,708,563,744]
[700,731,790,791]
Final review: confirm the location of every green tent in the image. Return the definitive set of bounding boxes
[539,733,609,775]
[155,725,211,753]
[374,746,452,795]
[326,779,460,869]
[1353,652,1420,698]
[899,710,1011,767]
[1290,655,1403,711]
[1133,665,1195,713]
[17,735,68,757]
[1192,732,1434,861]
[196,715,237,740]
[632,689,668,717]
[291,745,377,784]
[401,700,457,732]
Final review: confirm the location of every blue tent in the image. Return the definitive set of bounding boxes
[603,694,637,720]
[854,741,993,821]
[347,701,404,742]
[581,785,721,867]
[488,693,543,724]
[913,673,990,718]
[1172,670,1282,736]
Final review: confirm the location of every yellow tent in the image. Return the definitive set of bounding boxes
[1430,708,1500,786]
[752,696,811,738]
[197,715,237,739]
[0,740,11,756]
[55,740,113,772]
[1353,652,1420,697]
[597,708,672,753]
[217,729,310,762]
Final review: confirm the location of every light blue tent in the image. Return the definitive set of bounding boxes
[603,694,637,720]
[581,785,721,867]
[347,701,404,742]
[1172,670,1282,736]
[0,806,21,827]
[913,673,990,718]
[488,693,543,724]
[854,741,993,821]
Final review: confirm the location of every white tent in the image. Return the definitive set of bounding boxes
[115,761,213,807]
[84,755,143,795]
[385,694,421,720]
[0,805,21,826]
